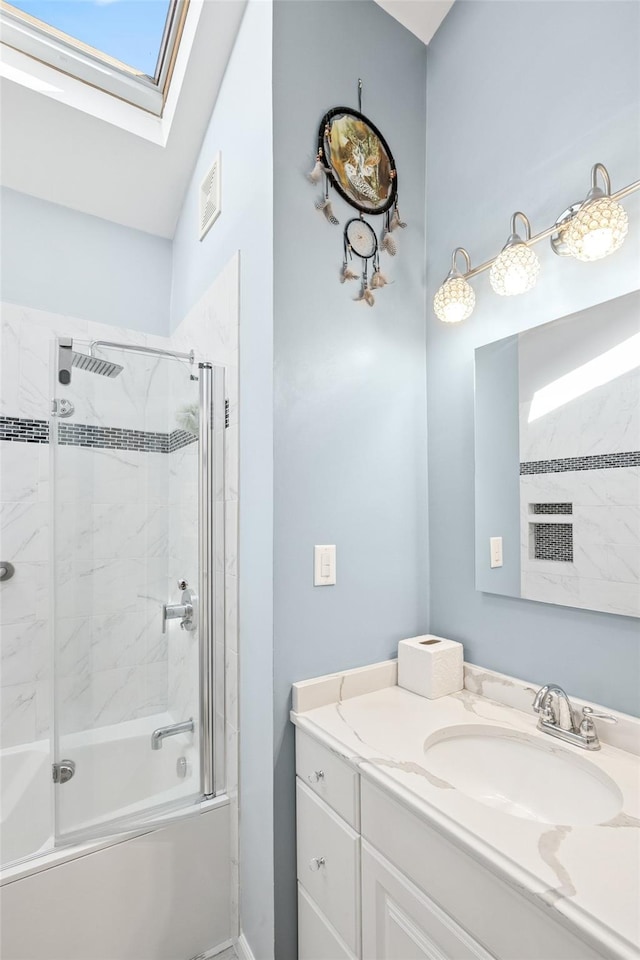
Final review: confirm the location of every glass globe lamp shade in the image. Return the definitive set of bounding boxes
[563,196,628,262]
[489,242,540,296]
[433,276,475,323]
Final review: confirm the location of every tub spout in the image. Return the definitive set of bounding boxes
[151,718,194,750]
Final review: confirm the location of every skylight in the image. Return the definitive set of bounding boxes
[0,0,187,114]
[7,0,171,77]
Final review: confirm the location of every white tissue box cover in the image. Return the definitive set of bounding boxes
[397,634,463,700]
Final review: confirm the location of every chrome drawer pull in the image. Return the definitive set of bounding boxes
[309,857,326,871]
[308,770,325,783]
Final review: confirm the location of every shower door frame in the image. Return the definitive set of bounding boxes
[198,360,226,798]
[50,339,226,848]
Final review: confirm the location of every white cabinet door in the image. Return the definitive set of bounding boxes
[362,842,495,960]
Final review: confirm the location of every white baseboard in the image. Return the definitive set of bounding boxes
[235,933,257,960]
[191,940,234,960]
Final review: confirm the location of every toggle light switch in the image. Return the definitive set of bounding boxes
[314,545,336,586]
[490,537,503,568]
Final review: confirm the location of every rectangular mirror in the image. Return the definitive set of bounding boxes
[475,290,640,618]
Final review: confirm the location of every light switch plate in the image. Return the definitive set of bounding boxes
[490,536,503,568]
[314,545,336,585]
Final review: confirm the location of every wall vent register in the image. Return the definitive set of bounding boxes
[199,152,222,240]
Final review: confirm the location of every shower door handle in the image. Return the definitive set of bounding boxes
[162,585,198,634]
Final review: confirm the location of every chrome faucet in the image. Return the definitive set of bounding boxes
[532,684,616,750]
[151,718,194,751]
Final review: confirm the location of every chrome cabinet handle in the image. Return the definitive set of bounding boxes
[308,770,325,784]
[309,857,326,871]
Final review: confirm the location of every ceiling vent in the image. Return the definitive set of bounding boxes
[199,152,221,240]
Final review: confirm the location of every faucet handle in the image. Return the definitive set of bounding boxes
[579,705,617,743]
[532,684,550,713]
[581,706,617,724]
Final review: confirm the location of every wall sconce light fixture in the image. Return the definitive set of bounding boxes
[490,212,540,296]
[552,163,629,261]
[433,247,475,323]
[435,163,638,323]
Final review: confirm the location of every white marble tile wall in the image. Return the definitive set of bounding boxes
[0,302,176,745]
[1,254,239,755]
[520,469,640,617]
[1,435,51,748]
[519,368,640,462]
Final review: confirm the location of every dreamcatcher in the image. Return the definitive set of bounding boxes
[307,80,406,307]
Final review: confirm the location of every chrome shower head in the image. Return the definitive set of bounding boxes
[72,352,123,378]
[58,338,123,385]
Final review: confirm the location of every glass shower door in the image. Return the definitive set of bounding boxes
[50,339,217,843]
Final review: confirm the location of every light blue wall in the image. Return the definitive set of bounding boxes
[169,4,275,957]
[272,2,428,954]
[0,186,171,333]
[474,333,521,597]
[426,0,640,715]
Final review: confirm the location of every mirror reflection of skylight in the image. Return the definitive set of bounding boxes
[8,0,172,77]
[528,333,640,423]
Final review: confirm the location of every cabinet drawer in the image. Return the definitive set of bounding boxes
[298,884,358,960]
[296,729,360,828]
[362,841,494,959]
[361,779,602,960]
[296,779,360,955]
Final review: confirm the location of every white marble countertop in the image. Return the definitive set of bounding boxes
[291,661,640,960]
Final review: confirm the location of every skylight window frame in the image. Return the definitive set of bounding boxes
[0,0,188,115]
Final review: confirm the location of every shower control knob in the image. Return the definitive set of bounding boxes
[177,579,188,590]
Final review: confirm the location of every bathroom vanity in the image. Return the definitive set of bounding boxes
[291,662,640,960]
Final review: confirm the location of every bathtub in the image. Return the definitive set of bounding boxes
[0,739,51,866]
[1,712,200,872]
[1,714,231,960]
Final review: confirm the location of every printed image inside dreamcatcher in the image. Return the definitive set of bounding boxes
[307,80,406,307]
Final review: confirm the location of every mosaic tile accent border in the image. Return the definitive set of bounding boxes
[0,416,49,444]
[58,422,169,452]
[531,502,573,515]
[533,521,574,562]
[0,416,197,453]
[521,451,640,475]
[169,429,198,453]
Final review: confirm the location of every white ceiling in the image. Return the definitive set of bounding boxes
[374,0,454,45]
[0,1,247,238]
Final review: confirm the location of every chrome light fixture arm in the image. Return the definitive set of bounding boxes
[434,165,639,322]
[461,170,638,279]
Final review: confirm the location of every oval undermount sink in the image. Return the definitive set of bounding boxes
[423,725,623,826]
